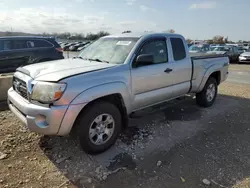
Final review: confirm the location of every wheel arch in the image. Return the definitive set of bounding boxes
[197,68,221,93]
[58,82,132,135]
[73,93,129,130]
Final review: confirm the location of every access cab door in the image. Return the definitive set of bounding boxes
[131,37,175,110]
[168,37,192,97]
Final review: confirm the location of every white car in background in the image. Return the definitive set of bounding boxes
[239,49,250,63]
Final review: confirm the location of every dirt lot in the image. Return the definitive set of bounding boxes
[1,65,250,188]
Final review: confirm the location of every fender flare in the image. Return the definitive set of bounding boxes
[197,64,221,92]
[70,81,132,114]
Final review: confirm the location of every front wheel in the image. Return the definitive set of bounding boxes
[76,101,122,154]
[196,77,218,107]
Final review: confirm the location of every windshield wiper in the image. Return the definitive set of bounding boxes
[74,57,109,64]
[86,58,109,64]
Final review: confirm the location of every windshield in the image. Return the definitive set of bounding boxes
[78,37,138,64]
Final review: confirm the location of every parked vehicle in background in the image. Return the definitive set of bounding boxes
[189,40,207,46]
[226,45,241,61]
[0,36,64,73]
[60,42,68,47]
[189,44,210,53]
[63,43,74,51]
[239,48,250,63]
[69,43,82,51]
[243,43,250,50]
[226,43,239,47]
[8,32,229,154]
[243,43,249,46]
[77,42,92,51]
[209,44,217,49]
[207,45,240,62]
[69,42,90,51]
[209,44,225,51]
[238,46,246,54]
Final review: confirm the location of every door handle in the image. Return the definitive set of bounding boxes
[164,68,173,73]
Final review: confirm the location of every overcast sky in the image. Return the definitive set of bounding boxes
[0,0,249,41]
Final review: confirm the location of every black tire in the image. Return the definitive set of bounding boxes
[76,101,122,154]
[196,77,218,107]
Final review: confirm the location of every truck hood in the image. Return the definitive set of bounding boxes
[17,58,117,82]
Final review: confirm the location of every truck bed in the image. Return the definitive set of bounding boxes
[189,52,229,94]
[190,52,227,60]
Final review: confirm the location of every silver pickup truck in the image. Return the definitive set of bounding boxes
[8,32,229,154]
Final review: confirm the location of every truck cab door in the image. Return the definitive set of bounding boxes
[131,37,175,110]
[168,37,192,96]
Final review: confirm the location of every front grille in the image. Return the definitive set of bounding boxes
[13,77,28,100]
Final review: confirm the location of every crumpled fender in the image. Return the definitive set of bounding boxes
[70,81,132,113]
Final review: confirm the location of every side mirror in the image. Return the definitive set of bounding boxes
[135,54,154,67]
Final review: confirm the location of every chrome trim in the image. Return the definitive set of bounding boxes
[13,71,33,101]
[8,88,69,135]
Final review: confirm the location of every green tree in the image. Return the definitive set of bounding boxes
[213,35,224,44]
[186,38,192,44]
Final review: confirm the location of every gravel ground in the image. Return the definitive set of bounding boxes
[1,65,250,188]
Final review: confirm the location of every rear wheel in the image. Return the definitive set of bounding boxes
[196,77,218,107]
[75,101,122,154]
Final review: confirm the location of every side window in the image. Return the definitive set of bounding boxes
[137,39,168,65]
[27,41,35,48]
[32,40,53,48]
[170,38,186,61]
[12,40,28,50]
[0,40,11,51]
[204,45,209,51]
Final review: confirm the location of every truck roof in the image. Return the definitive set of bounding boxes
[104,32,183,39]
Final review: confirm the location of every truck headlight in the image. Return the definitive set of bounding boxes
[31,82,66,103]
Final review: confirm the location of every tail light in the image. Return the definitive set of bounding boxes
[56,47,63,52]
